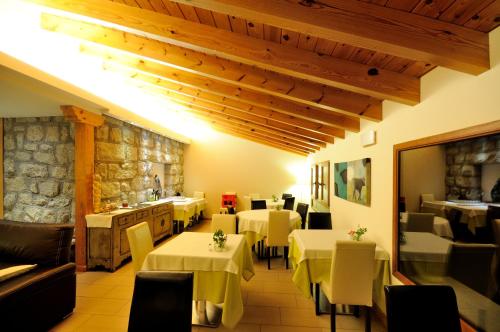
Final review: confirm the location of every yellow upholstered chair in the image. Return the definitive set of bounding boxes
[320,240,376,332]
[420,193,435,203]
[211,214,237,234]
[242,196,252,211]
[126,222,154,274]
[266,210,290,270]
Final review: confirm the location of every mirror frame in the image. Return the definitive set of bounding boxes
[392,120,500,330]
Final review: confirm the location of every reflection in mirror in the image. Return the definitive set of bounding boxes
[396,130,500,332]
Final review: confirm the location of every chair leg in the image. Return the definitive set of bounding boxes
[267,246,271,270]
[353,305,360,317]
[330,303,336,331]
[284,246,289,269]
[365,306,371,332]
[315,284,321,316]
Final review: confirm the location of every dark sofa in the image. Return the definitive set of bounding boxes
[0,220,76,331]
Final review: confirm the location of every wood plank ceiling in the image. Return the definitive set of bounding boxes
[31,0,499,155]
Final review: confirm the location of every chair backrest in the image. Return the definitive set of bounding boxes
[308,212,332,229]
[251,199,267,210]
[447,208,468,242]
[126,222,154,273]
[329,241,376,306]
[420,193,435,203]
[193,191,204,199]
[448,243,496,296]
[384,285,461,332]
[242,196,252,211]
[267,210,290,246]
[283,197,295,210]
[406,213,434,233]
[476,205,500,243]
[227,206,236,215]
[296,203,309,229]
[211,214,236,234]
[249,193,260,199]
[282,193,293,200]
[128,271,193,332]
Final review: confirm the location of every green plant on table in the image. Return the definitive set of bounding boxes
[213,229,227,250]
[348,225,368,241]
[272,194,278,202]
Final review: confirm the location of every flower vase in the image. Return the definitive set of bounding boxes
[214,242,225,252]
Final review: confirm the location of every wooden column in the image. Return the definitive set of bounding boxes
[61,106,104,272]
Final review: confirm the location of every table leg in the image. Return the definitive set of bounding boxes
[191,300,222,327]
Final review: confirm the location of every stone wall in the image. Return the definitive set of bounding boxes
[3,117,75,223]
[94,116,184,207]
[445,134,500,200]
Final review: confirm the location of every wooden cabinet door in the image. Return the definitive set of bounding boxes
[153,213,170,237]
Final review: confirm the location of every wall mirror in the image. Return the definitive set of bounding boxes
[311,161,330,212]
[393,121,500,332]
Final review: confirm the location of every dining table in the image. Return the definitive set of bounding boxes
[399,212,453,238]
[265,199,285,210]
[288,229,391,313]
[237,209,302,247]
[141,232,254,328]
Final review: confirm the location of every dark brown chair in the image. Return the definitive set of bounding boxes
[128,271,193,332]
[475,206,500,243]
[384,285,461,332]
[251,200,267,210]
[282,193,293,200]
[308,212,332,230]
[447,208,474,242]
[296,203,309,229]
[283,197,295,210]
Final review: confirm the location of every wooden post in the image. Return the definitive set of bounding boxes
[0,118,3,219]
[61,106,104,272]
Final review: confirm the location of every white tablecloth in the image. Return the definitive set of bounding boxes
[236,209,301,246]
[173,197,206,226]
[142,232,254,328]
[400,212,453,238]
[265,199,284,210]
[288,229,390,312]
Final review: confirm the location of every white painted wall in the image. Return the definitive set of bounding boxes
[400,145,447,212]
[183,131,309,216]
[310,28,500,284]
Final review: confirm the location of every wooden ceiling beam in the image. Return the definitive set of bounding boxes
[37,3,417,105]
[168,95,330,146]
[186,106,323,151]
[197,116,316,154]
[101,60,358,132]
[212,126,310,156]
[170,0,489,75]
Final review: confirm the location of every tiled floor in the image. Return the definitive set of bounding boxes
[52,220,386,332]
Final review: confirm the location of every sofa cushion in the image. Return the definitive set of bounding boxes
[0,264,37,282]
[0,221,74,266]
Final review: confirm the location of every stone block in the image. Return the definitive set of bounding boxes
[16,118,37,123]
[57,212,71,223]
[4,118,13,130]
[41,210,57,223]
[445,176,455,186]
[62,182,74,195]
[101,181,120,198]
[125,146,138,161]
[60,126,69,142]
[120,182,131,192]
[110,127,122,143]
[26,125,44,141]
[15,151,32,161]
[20,163,48,178]
[164,154,173,164]
[48,197,71,208]
[24,143,38,151]
[96,125,109,141]
[4,193,17,211]
[46,126,59,142]
[13,126,25,132]
[131,177,145,191]
[114,169,137,180]
[472,152,488,164]
[138,147,149,161]
[39,143,53,152]
[108,164,120,177]
[16,133,24,149]
[4,135,16,150]
[30,182,39,194]
[96,163,108,179]
[128,191,138,205]
[18,193,32,205]
[149,150,162,163]
[140,131,154,148]
[50,166,67,179]
[138,161,152,176]
[6,209,24,222]
[96,142,125,161]
[4,158,15,177]
[33,196,49,206]
[55,144,75,164]
[123,127,136,145]
[39,180,60,197]
[24,206,43,222]
[454,153,465,164]
[460,165,479,177]
[122,162,136,170]
[34,151,56,164]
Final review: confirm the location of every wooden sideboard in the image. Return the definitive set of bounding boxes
[87,202,173,271]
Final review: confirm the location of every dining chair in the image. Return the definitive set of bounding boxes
[266,210,290,270]
[211,214,237,234]
[128,271,193,332]
[447,208,474,242]
[420,205,446,218]
[283,197,295,210]
[448,243,496,297]
[249,193,261,199]
[296,203,309,229]
[320,241,376,332]
[475,205,500,243]
[308,212,332,229]
[282,193,293,200]
[406,213,434,233]
[126,222,154,273]
[251,199,267,210]
[420,193,435,203]
[242,196,252,211]
[384,285,461,332]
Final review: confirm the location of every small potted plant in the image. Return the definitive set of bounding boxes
[213,229,227,251]
[348,225,368,241]
[272,194,278,202]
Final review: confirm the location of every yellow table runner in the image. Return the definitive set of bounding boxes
[142,232,254,328]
